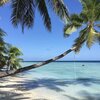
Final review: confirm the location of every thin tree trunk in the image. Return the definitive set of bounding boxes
[0,47,76,78]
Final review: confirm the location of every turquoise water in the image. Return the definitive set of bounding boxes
[19,62,100,99]
[20,62,100,79]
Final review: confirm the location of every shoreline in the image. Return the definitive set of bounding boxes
[0,62,100,100]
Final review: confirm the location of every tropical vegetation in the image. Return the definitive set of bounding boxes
[0,0,23,74]
[0,27,23,73]
[64,0,100,52]
[0,0,100,77]
[0,0,69,76]
[11,0,69,31]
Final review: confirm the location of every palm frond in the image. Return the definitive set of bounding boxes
[11,0,26,27]
[80,0,100,22]
[11,0,35,31]
[0,28,6,45]
[94,1,100,21]
[80,12,88,23]
[80,0,95,11]
[64,24,77,37]
[9,47,23,56]
[73,27,88,52]
[64,14,83,37]
[0,28,6,36]
[22,0,35,31]
[70,14,83,27]
[36,0,51,31]
[70,14,83,23]
[48,0,69,21]
[86,27,96,48]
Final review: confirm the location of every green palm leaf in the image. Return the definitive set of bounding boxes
[86,27,95,48]
[64,0,100,52]
[11,0,69,31]
[48,0,69,21]
[36,0,51,31]
[64,14,83,37]
[73,27,88,52]
[64,24,77,37]
[11,0,35,31]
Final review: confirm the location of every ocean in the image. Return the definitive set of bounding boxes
[19,61,100,99]
[20,61,100,79]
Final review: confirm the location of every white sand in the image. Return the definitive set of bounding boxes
[0,76,100,100]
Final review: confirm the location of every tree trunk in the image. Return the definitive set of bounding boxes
[0,47,76,78]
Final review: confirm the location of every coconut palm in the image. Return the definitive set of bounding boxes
[0,0,9,67]
[0,0,100,77]
[0,30,23,72]
[64,0,100,52]
[0,29,7,69]
[6,46,23,73]
[11,0,69,31]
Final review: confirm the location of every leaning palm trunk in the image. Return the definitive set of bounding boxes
[0,47,76,78]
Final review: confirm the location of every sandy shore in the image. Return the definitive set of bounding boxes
[0,76,71,100]
[0,76,100,100]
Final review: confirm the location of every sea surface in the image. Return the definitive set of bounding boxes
[19,61,100,99]
[20,61,100,79]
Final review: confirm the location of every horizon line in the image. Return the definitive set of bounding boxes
[23,60,100,62]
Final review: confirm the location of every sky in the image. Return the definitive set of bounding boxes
[0,0,100,61]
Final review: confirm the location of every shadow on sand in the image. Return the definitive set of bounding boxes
[1,78,100,91]
[0,91,30,100]
[64,91,100,100]
[0,77,100,100]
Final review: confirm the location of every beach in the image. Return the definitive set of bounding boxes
[0,62,100,100]
[0,0,100,99]
[0,76,100,100]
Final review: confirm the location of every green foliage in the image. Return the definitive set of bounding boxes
[64,14,83,37]
[6,46,23,71]
[0,29,23,71]
[11,0,69,32]
[11,0,35,32]
[64,24,77,37]
[0,45,23,71]
[48,0,69,20]
[64,0,100,52]
[36,0,51,31]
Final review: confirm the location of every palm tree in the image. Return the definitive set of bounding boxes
[0,0,9,69]
[64,0,100,52]
[6,46,23,73]
[0,0,100,78]
[11,0,69,31]
[0,30,23,73]
[0,29,7,69]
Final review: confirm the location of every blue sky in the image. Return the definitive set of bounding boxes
[0,0,100,61]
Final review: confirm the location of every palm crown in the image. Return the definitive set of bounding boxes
[64,0,100,52]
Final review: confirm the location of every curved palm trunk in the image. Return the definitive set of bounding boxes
[0,47,76,78]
